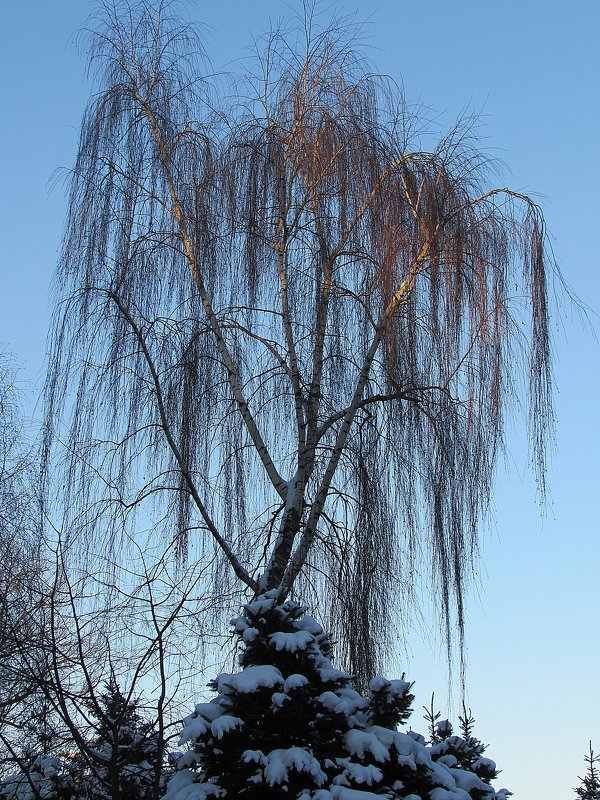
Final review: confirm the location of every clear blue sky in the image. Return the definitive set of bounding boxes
[1,2,598,797]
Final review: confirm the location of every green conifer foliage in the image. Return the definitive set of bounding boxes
[83,682,161,800]
[167,592,509,800]
[575,743,600,800]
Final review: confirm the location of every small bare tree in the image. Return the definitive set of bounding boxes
[0,355,48,763]
[44,0,556,683]
[0,534,218,799]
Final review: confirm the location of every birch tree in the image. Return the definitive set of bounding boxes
[44,0,556,682]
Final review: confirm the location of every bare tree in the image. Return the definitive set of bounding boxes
[0,534,219,798]
[0,355,48,763]
[43,0,556,683]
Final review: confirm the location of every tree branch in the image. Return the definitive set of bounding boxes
[108,289,257,591]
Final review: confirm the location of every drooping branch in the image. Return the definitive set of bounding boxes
[107,289,257,591]
[280,237,432,594]
[43,0,558,683]
[134,89,288,504]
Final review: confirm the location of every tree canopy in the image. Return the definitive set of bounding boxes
[43,0,557,683]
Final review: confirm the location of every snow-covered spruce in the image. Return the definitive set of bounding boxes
[0,752,77,800]
[426,719,508,800]
[166,591,509,800]
[81,682,163,800]
[430,722,498,784]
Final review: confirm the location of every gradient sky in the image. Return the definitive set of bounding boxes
[1,2,599,797]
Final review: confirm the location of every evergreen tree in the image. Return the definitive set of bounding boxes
[423,704,505,800]
[82,682,161,800]
[166,591,509,800]
[575,743,600,800]
[0,684,165,800]
[0,751,78,800]
[0,701,78,800]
